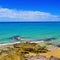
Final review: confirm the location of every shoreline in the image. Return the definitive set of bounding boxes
[0,40,45,47]
[0,41,20,47]
[0,40,60,47]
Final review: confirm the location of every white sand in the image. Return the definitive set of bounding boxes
[0,41,20,47]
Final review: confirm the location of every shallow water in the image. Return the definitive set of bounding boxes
[0,22,60,43]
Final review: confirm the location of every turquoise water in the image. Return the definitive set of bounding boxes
[0,22,60,43]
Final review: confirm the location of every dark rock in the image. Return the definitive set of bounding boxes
[49,56,60,60]
[12,35,21,40]
[44,38,56,41]
[23,55,49,60]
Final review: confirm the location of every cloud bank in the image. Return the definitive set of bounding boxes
[0,8,60,21]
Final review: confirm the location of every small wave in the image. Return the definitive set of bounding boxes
[0,41,20,47]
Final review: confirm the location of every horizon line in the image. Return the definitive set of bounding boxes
[0,21,60,23]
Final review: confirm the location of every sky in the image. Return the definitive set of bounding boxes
[0,0,60,22]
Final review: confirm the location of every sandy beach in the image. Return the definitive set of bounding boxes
[0,41,60,60]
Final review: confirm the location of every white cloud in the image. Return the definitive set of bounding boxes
[0,8,60,21]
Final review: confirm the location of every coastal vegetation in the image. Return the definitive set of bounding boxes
[0,42,60,60]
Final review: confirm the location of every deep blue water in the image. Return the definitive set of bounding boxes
[0,22,60,43]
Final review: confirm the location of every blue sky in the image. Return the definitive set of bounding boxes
[0,0,60,22]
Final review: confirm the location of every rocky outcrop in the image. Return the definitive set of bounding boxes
[23,55,49,60]
[23,56,60,60]
[12,35,21,40]
[0,43,60,60]
[49,56,60,60]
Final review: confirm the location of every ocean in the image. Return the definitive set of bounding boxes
[0,22,60,43]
